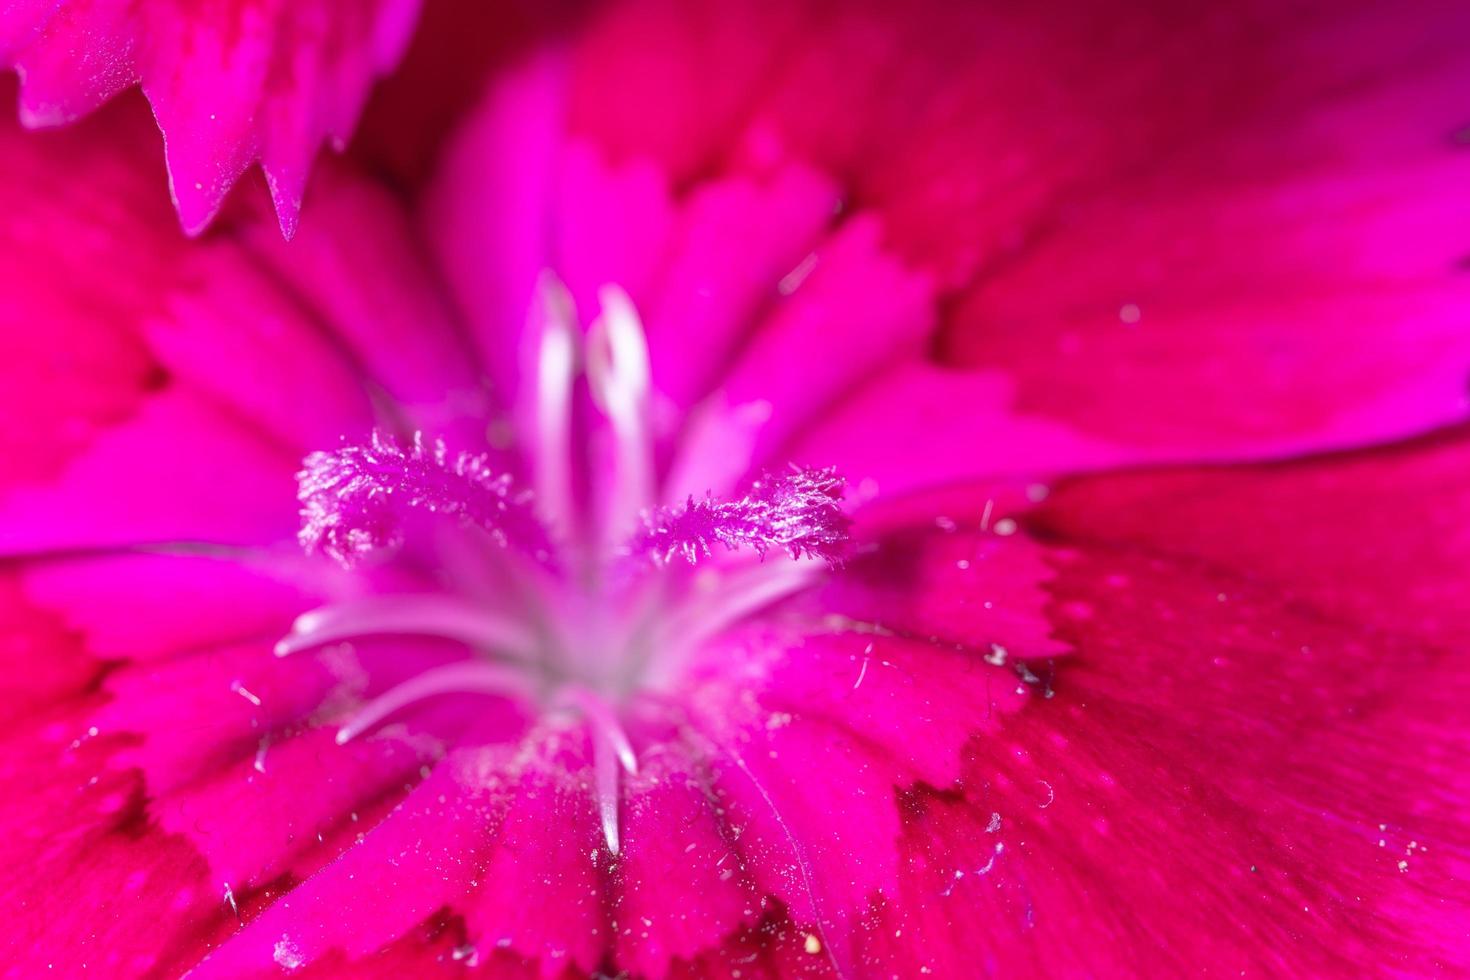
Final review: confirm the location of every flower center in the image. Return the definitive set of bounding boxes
[275,279,850,854]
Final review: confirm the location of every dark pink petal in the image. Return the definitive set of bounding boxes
[820,505,1068,658]
[0,552,321,754]
[551,0,1470,480]
[1029,428,1470,653]
[0,571,101,728]
[93,640,351,794]
[0,104,292,550]
[879,548,1467,974]
[657,616,1039,971]
[0,102,469,554]
[1,0,423,235]
[567,0,809,181]
[0,388,298,553]
[783,363,1140,498]
[553,142,676,319]
[0,715,224,975]
[837,441,1470,974]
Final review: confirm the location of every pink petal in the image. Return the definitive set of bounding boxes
[783,363,1141,498]
[140,248,376,453]
[93,640,352,795]
[0,106,298,551]
[712,215,934,464]
[643,164,841,413]
[878,547,1469,974]
[924,3,1470,460]
[553,141,675,319]
[567,0,809,181]
[424,50,567,404]
[819,510,1068,660]
[665,624,1035,970]
[0,96,182,495]
[236,161,491,445]
[0,388,298,553]
[1,0,424,235]
[0,571,101,728]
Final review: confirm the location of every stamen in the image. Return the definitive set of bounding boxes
[555,687,638,855]
[334,661,531,745]
[586,285,656,540]
[274,595,536,660]
[631,467,850,567]
[297,429,554,568]
[651,559,823,665]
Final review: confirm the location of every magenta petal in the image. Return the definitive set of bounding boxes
[153,727,440,893]
[553,141,675,319]
[929,6,1470,460]
[0,104,477,554]
[18,553,311,661]
[194,717,625,976]
[142,250,376,453]
[893,544,1470,975]
[0,571,101,728]
[614,741,760,977]
[822,502,1069,658]
[694,708,905,973]
[92,641,350,795]
[1,0,423,235]
[0,392,303,557]
[458,728,608,974]
[0,389,298,553]
[191,730,510,976]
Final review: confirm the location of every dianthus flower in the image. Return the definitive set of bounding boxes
[1,1,1467,976]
